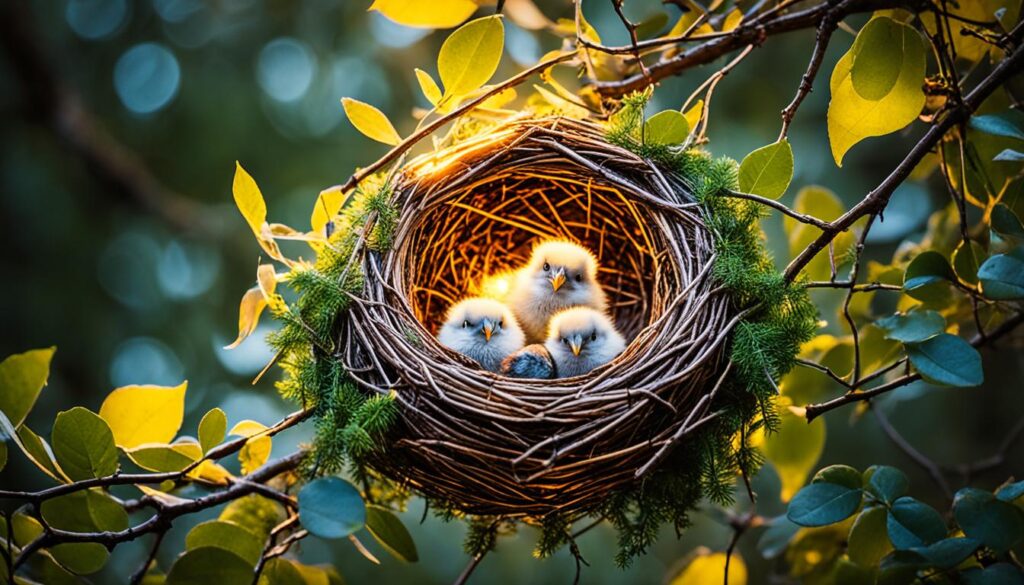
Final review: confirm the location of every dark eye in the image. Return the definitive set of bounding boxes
[590,333,597,342]
[561,338,568,344]
[574,273,583,283]
[462,320,469,328]
[498,320,503,327]
[542,262,550,272]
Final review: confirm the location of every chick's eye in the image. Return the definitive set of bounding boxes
[498,320,503,327]
[590,333,597,342]
[542,262,550,272]
[561,338,568,344]
[462,320,470,328]
[574,273,583,283]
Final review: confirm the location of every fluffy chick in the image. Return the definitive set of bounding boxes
[500,344,556,379]
[438,298,525,372]
[507,240,607,343]
[544,307,625,378]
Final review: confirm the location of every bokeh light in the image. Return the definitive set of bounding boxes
[257,38,317,103]
[65,0,128,40]
[157,240,221,300]
[113,43,181,114]
[109,336,184,387]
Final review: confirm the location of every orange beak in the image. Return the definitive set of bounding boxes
[549,269,565,292]
[569,335,582,356]
[482,320,494,342]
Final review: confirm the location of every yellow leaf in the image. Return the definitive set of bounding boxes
[369,0,478,29]
[683,99,703,134]
[414,69,442,106]
[229,419,269,438]
[239,436,271,474]
[479,87,517,110]
[125,441,200,472]
[341,98,402,146]
[191,460,233,485]
[232,162,267,237]
[99,382,187,449]
[827,17,926,166]
[503,0,550,30]
[310,186,349,235]
[438,16,504,104]
[721,8,743,32]
[669,549,746,585]
[762,397,826,501]
[784,186,856,281]
[224,287,266,350]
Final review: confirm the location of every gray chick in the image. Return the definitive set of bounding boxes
[500,344,556,379]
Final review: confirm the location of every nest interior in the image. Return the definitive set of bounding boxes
[341,117,737,517]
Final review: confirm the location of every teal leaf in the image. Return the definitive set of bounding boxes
[865,465,909,505]
[992,204,1024,240]
[875,310,945,343]
[996,480,1024,502]
[787,482,863,527]
[978,247,1024,300]
[970,112,1024,142]
[298,477,366,539]
[953,487,1024,552]
[903,251,953,293]
[906,334,983,387]
[994,148,1024,162]
[886,496,947,549]
[961,563,1024,585]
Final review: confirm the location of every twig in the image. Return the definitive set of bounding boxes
[129,528,169,585]
[453,551,488,585]
[778,0,845,139]
[871,405,953,501]
[723,190,831,229]
[804,312,1024,420]
[610,0,649,78]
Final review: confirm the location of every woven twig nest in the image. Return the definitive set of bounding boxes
[339,116,738,517]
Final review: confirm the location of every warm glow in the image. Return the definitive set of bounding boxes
[409,126,518,179]
[476,271,513,300]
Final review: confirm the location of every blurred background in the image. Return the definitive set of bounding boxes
[0,0,1020,583]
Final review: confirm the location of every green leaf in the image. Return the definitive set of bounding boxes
[903,250,953,293]
[0,440,6,473]
[738,139,794,199]
[848,506,893,567]
[438,16,504,104]
[961,563,1024,585]
[125,442,201,472]
[995,148,1024,162]
[8,419,70,482]
[219,494,285,540]
[368,0,478,29]
[875,310,945,343]
[643,110,689,145]
[51,407,118,481]
[198,408,227,455]
[953,487,1024,552]
[886,496,946,550]
[978,247,1024,300]
[763,403,826,501]
[341,98,402,146]
[166,546,254,585]
[850,16,904,100]
[41,488,129,533]
[185,520,263,566]
[899,537,981,570]
[952,239,986,285]
[784,185,854,280]
[906,333,983,387]
[970,112,1024,142]
[992,204,1024,239]
[298,477,366,539]
[828,16,926,166]
[812,465,862,490]
[50,543,110,575]
[996,480,1024,502]
[864,465,909,505]
[0,347,56,428]
[787,482,863,527]
[366,505,418,563]
[99,382,187,448]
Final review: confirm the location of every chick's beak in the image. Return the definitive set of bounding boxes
[569,334,583,356]
[549,268,565,292]
[482,319,494,342]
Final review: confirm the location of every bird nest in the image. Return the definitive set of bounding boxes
[339,117,739,517]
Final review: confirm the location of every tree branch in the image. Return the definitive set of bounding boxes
[871,405,953,500]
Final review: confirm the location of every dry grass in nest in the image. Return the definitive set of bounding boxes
[338,117,738,517]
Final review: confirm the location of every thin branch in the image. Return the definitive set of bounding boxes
[13,451,306,571]
[723,190,831,229]
[779,0,845,139]
[942,417,1024,478]
[0,409,312,503]
[784,35,1024,281]
[129,528,169,585]
[871,405,953,501]
[453,551,489,585]
[610,0,649,79]
[805,312,1024,420]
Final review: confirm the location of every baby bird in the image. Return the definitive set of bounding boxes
[500,344,556,379]
[438,298,525,372]
[544,307,626,378]
[507,241,607,343]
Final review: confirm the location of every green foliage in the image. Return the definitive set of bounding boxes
[737,140,794,200]
[366,505,419,563]
[298,477,367,539]
[786,464,1024,582]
